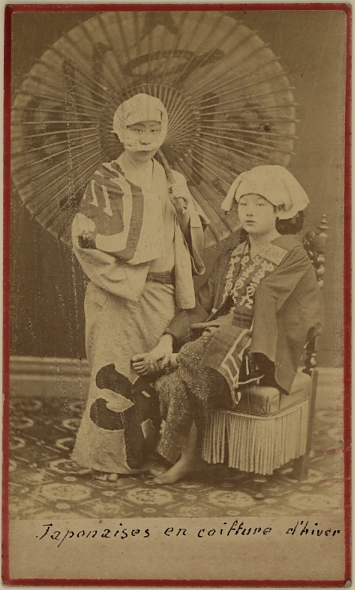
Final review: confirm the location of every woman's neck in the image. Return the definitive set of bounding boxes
[119,151,154,190]
[248,229,281,256]
[121,150,153,172]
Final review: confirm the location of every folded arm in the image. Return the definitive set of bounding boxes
[72,214,148,301]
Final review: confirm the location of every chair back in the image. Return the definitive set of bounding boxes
[302,214,328,374]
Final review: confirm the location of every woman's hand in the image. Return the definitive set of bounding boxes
[169,185,192,216]
[150,334,174,368]
[190,316,226,332]
[132,334,174,375]
[190,316,231,338]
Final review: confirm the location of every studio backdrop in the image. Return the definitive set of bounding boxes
[10,9,346,368]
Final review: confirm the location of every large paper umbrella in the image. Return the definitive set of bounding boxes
[12,11,297,248]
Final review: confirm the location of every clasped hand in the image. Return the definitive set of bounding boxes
[169,184,191,215]
[131,334,173,376]
[190,320,224,336]
[148,336,173,371]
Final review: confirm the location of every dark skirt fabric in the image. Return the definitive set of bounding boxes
[156,333,232,464]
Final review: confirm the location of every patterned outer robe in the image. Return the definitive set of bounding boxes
[168,234,325,394]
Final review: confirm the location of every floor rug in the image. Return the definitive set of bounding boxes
[9,396,343,519]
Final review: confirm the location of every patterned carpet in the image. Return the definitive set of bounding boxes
[9,396,344,519]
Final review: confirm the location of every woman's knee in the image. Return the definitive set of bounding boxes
[176,340,206,370]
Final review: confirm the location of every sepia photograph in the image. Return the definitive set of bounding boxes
[4,3,351,584]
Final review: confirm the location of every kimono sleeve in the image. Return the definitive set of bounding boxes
[251,244,323,371]
[72,212,148,302]
[171,169,209,276]
[167,254,220,341]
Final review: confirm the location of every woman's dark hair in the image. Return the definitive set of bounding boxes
[239,211,305,243]
[277,211,305,235]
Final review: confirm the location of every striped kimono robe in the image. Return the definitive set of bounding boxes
[71,157,207,474]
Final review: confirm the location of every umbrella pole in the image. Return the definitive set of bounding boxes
[158,148,175,186]
[158,149,188,215]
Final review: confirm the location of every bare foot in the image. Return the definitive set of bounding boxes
[108,473,119,482]
[93,472,119,482]
[143,460,168,477]
[132,353,160,376]
[152,458,196,485]
[94,472,109,481]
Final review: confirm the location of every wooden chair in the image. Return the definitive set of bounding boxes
[202,215,328,480]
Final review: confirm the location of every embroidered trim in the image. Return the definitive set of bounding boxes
[232,257,276,310]
[221,242,247,305]
[258,243,288,265]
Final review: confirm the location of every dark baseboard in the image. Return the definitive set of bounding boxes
[8,356,343,410]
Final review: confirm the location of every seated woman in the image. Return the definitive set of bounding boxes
[133,165,325,484]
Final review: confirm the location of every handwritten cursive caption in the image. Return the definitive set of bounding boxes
[37,520,342,548]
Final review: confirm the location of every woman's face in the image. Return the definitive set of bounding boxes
[238,193,278,237]
[124,120,161,163]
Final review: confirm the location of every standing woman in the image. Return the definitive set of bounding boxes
[71,94,208,480]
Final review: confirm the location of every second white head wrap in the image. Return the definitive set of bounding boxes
[221,165,309,219]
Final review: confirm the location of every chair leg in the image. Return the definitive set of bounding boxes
[292,369,318,481]
[292,455,310,480]
[251,476,268,500]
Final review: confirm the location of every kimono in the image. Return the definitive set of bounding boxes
[71,156,207,474]
[156,234,325,464]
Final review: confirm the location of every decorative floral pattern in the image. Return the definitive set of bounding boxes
[287,492,343,513]
[9,459,17,472]
[11,416,34,429]
[206,490,256,508]
[8,395,344,519]
[126,488,174,505]
[48,458,90,475]
[10,436,25,450]
[38,483,93,502]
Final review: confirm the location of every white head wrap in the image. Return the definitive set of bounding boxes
[113,93,168,152]
[221,165,309,219]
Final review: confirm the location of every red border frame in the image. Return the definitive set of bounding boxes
[5,2,353,10]
[3,3,12,586]
[3,3,352,586]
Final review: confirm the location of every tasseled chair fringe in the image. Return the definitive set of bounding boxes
[202,400,309,475]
